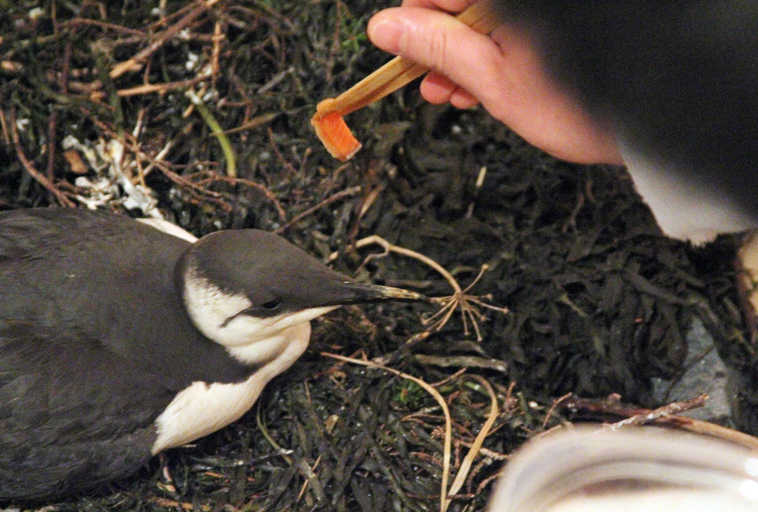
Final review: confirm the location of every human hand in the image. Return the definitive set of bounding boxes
[367,0,624,165]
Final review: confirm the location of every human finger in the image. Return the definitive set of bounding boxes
[449,87,479,109]
[419,72,457,104]
[367,7,504,103]
[400,0,475,12]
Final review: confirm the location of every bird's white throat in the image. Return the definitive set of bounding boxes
[181,264,337,364]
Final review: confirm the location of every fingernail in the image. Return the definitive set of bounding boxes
[367,12,404,54]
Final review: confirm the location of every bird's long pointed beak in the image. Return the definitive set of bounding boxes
[324,281,426,306]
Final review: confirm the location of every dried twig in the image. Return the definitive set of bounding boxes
[275,185,361,234]
[65,17,147,37]
[211,20,223,86]
[85,111,233,211]
[607,393,708,429]
[0,109,10,147]
[116,76,208,97]
[148,497,210,511]
[45,111,57,181]
[110,0,221,79]
[267,127,298,177]
[444,375,499,512]
[565,393,758,451]
[222,112,280,135]
[542,392,573,430]
[189,172,287,221]
[10,109,74,207]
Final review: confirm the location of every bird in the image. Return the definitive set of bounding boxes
[494,1,758,245]
[489,0,758,430]
[0,207,423,501]
[483,4,758,509]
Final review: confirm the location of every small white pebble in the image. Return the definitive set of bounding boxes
[202,88,218,102]
[62,134,80,150]
[185,52,199,71]
[106,139,124,164]
[28,7,44,20]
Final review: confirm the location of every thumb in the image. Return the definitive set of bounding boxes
[367,7,503,100]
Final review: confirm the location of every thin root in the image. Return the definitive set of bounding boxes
[331,235,508,340]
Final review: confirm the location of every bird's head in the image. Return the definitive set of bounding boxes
[175,229,422,365]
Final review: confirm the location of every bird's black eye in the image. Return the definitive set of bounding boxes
[222,299,283,326]
[261,299,281,311]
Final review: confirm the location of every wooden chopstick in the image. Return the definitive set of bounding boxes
[313,0,499,119]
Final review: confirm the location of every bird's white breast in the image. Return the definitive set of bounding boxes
[619,140,758,244]
[151,322,311,454]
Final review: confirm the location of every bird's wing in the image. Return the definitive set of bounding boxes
[0,321,174,499]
